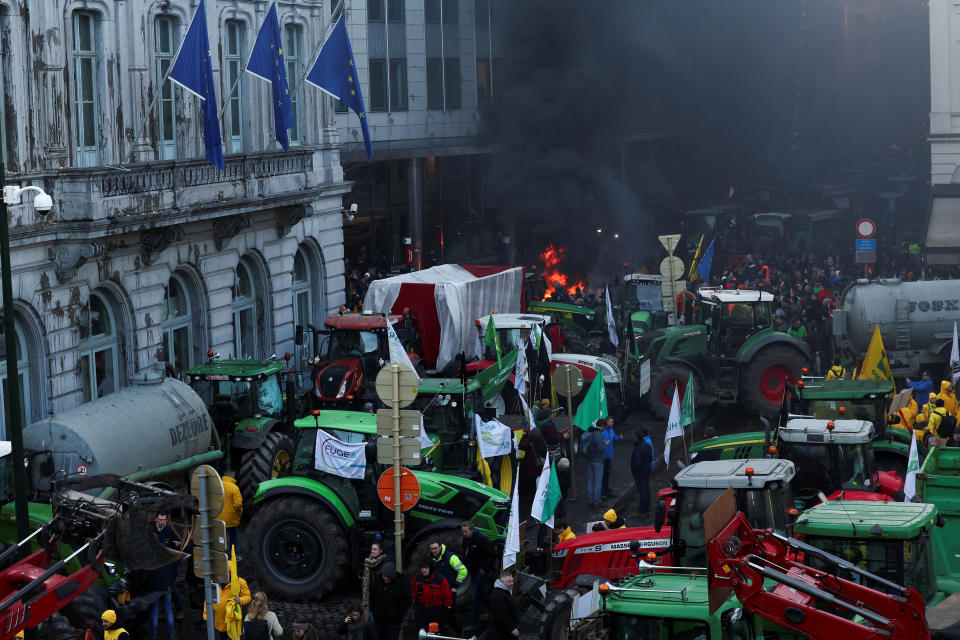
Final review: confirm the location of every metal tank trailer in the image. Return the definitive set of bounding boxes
[833,278,960,377]
[23,377,220,495]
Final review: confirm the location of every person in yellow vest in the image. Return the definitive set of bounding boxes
[216,470,243,555]
[825,361,846,380]
[603,509,626,529]
[927,399,951,447]
[937,381,960,419]
[914,392,937,434]
[100,610,130,640]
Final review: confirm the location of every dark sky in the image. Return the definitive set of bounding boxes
[480,0,930,275]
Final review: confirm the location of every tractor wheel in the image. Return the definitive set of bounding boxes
[740,346,807,417]
[565,332,587,354]
[540,587,583,640]
[646,363,693,420]
[247,497,349,601]
[238,432,296,503]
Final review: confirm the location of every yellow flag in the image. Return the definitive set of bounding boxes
[229,545,240,597]
[857,325,894,383]
[688,235,705,281]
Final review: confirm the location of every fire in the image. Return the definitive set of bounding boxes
[539,244,587,299]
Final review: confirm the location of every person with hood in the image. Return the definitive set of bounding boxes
[937,381,960,418]
[602,508,626,529]
[906,371,935,406]
[337,602,376,640]
[208,573,251,639]
[370,562,409,640]
[215,470,243,554]
[581,419,606,506]
[460,521,494,627]
[99,610,130,640]
[630,429,655,516]
[411,560,453,634]
[361,541,389,613]
[825,360,846,380]
[916,392,938,433]
[490,572,519,639]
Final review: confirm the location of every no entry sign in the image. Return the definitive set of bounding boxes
[856,219,876,239]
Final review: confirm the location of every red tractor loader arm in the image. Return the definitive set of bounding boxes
[704,489,929,640]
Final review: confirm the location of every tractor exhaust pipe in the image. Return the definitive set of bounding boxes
[760,417,771,454]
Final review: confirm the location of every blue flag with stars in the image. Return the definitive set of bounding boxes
[305,16,373,159]
[246,1,294,150]
[167,0,224,170]
[696,238,715,282]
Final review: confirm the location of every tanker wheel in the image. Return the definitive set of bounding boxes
[540,587,583,640]
[238,432,296,503]
[740,346,806,417]
[247,497,348,601]
[646,363,691,420]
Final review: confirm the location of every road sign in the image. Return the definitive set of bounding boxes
[659,256,685,282]
[855,238,876,251]
[376,437,422,465]
[377,467,421,511]
[190,464,224,515]
[658,234,681,254]
[856,218,876,239]
[375,364,419,408]
[76,464,88,477]
[376,409,424,437]
[192,546,229,583]
[552,364,584,396]
[192,515,227,552]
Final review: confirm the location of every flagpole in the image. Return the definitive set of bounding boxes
[291,0,346,101]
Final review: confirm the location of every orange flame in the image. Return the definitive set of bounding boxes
[539,244,587,299]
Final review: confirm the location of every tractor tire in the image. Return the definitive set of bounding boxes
[565,332,587,354]
[39,613,77,640]
[740,346,807,417]
[540,587,582,640]
[646,362,693,420]
[247,497,349,601]
[238,432,296,503]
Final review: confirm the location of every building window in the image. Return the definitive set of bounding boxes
[426,0,458,24]
[427,59,444,110]
[233,261,258,359]
[284,25,303,144]
[370,0,405,23]
[428,59,459,110]
[475,0,501,25]
[225,20,246,154]
[292,249,312,369]
[72,12,99,167]
[388,0,406,23]
[368,0,384,22]
[477,57,501,103]
[445,58,460,109]
[79,291,120,402]
[389,58,407,111]
[0,323,28,438]
[370,59,387,111]
[162,274,193,377]
[155,16,179,160]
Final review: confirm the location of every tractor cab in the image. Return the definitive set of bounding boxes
[411,377,483,474]
[472,313,552,367]
[794,500,941,605]
[667,458,795,569]
[695,288,775,358]
[187,357,288,435]
[526,301,601,352]
[779,418,899,507]
[311,312,413,408]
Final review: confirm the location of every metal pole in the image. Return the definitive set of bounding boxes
[197,468,217,640]
[1,162,30,551]
[391,364,403,573]
[564,367,577,502]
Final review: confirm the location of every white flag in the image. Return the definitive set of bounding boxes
[903,432,919,502]
[531,324,553,362]
[514,344,529,395]
[664,387,682,465]
[951,322,960,386]
[314,429,367,479]
[502,474,521,571]
[419,415,433,451]
[475,414,514,458]
[605,284,619,347]
[519,394,536,430]
[386,317,420,381]
[530,456,560,528]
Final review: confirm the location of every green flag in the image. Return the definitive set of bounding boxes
[679,372,695,428]
[475,348,519,401]
[484,316,502,368]
[573,370,607,431]
[531,458,562,525]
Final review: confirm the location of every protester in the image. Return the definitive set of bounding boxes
[215,470,243,554]
[539,407,566,462]
[603,508,626,529]
[555,520,576,542]
[209,573,251,640]
[100,610,130,640]
[601,416,621,499]
[631,428,655,517]
[907,371,934,405]
[361,541,389,613]
[428,540,468,597]
[518,425,546,511]
[338,602,376,640]
[411,561,454,634]
[489,572,520,639]
[370,562,409,640]
[825,360,846,380]
[243,592,283,640]
[146,512,181,640]
[581,420,606,506]
[938,381,960,418]
[461,521,494,628]
[292,622,319,640]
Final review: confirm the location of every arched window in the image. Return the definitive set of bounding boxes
[292,248,312,366]
[79,291,120,402]
[0,323,29,438]
[233,261,258,358]
[162,273,193,376]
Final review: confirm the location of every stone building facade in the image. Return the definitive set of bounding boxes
[0,0,350,434]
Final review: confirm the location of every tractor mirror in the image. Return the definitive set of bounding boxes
[654,497,667,533]
[295,325,305,346]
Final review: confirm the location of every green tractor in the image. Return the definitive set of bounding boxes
[638,288,810,418]
[412,377,484,475]
[186,354,299,501]
[246,410,510,600]
[527,300,602,353]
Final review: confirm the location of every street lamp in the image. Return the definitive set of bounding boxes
[0,175,52,552]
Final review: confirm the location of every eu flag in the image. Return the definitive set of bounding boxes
[167,0,224,170]
[246,1,294,151]
[696,238,715,282]
[305,16,373,159]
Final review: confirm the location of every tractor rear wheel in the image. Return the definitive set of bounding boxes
[238,432,295,503]
[247,497,349,601]
[646,363,692,420]
[540,587,583,640]
[740,346,806,417]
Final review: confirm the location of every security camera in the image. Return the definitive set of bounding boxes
[350,203,359,213]
[33,192,53,215]
[343,203,356,221]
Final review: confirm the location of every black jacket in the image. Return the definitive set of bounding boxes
[631,437,654,477]
[461,530,494,574]
[371,575,410,626]
[490,582,519,640]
